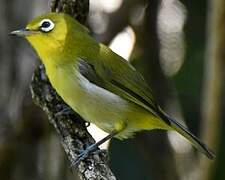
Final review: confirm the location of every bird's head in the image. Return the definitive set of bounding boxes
[10,13,89,62]
[11,13,69,60]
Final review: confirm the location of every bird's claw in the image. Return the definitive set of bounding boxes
[70,148,107,168]
[71,149,90,167]
[70,132,116,168]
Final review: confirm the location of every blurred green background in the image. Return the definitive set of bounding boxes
[0,0,224,179]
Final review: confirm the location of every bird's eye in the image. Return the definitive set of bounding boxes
[39,19,55,32]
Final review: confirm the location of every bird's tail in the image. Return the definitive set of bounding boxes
[156,108,215,159]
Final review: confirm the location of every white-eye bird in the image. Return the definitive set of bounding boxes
[11,13,215,164]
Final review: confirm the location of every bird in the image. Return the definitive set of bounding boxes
[11,12,215,164]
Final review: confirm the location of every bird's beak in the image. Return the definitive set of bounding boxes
[10,28,38,37]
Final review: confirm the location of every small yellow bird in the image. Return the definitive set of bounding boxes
[11,13,214,163]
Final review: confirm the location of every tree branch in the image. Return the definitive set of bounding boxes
[30,0,116,179]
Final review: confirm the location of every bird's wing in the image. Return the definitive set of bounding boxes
[77,47,215,159]
[77,50,170,126]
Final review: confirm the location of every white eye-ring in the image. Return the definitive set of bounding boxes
[39,19,55,32]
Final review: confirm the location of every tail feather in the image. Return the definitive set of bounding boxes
[156,109,215,159]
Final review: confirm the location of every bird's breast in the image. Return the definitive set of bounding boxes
[46,64,129,131]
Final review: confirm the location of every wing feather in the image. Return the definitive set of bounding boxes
[77,54,170,125]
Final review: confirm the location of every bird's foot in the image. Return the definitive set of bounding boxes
[70,132,116,168]
[70,145,107,168]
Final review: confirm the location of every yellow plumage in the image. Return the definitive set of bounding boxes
[11,12,215,159]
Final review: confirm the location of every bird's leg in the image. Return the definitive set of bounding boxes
[71,131,118,167]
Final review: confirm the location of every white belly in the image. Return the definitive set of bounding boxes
[75,71,129,125]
